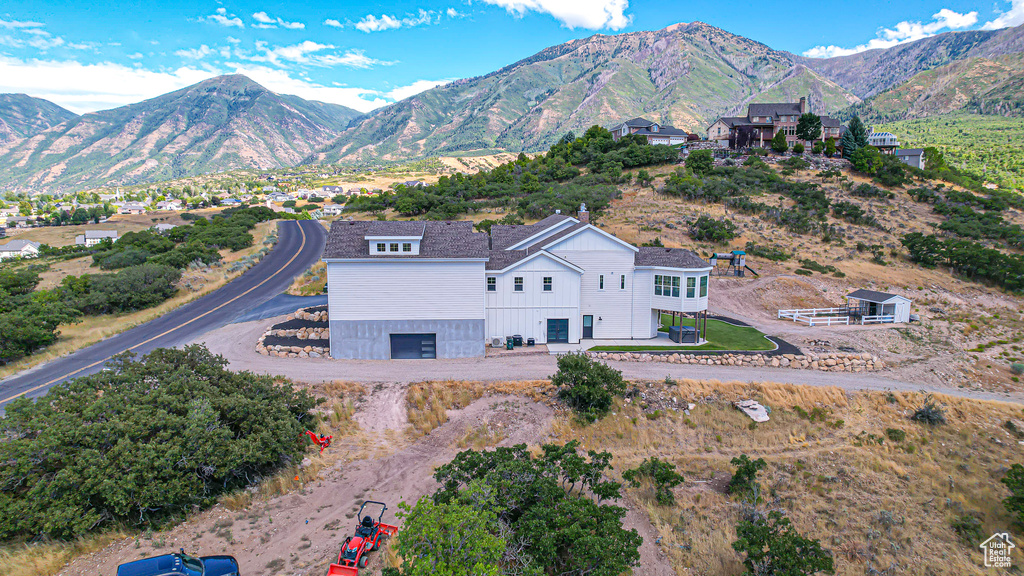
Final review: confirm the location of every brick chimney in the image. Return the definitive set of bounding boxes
[578,203,589,224]
[799,96,806,114]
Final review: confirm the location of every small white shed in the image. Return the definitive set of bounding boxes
[846,289,912,324]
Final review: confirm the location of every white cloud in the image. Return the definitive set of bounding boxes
[354,9,439,32]
[241,41,395,69]
[480,0,631,30]
[175,44,214,59]
[226,36,241,44]
[804,8,978,58]
[385,79,450,100]
[0,56,214,113]
[207,8,244,28]
[447,8,466,18]
[983,0,1024,29]
[324,19,343,28]
[0,19,45,29]
[0,53,454,115]
[252,11,305,30]
[127,52,143,59]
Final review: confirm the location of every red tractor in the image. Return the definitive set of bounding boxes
[327,501,398,576]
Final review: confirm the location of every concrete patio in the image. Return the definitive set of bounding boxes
[546,332,706,354]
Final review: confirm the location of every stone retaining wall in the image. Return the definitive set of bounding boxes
[267,327,329,339]
[256,306,330,358]
[588,351,884,372]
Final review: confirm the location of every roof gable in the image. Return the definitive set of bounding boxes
[486,250,584,274]
[847,289,911,303]
[540,224,638,253]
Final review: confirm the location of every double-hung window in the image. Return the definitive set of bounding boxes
[700,275,708,298]
[543,277,553,292]
[514,277,524,292]
[487,277,496,292]
[671,276,680,297]
[686,277,696,298]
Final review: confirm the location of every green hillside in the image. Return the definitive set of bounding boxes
[0,94,77,142]
[878,113,1024,188]
[312,22,860,163]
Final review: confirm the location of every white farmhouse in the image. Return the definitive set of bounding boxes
[323,208,712,359]
[0,239,41,260]
[75,230,119,247]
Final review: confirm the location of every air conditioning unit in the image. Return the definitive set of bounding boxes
[491,338,502,348]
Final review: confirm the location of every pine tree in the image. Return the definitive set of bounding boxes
[840,129,857,159]
[771,130,788,153]
[849,115,869,148]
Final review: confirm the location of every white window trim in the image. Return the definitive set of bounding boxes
[514,276,524,292]
[486,278,496,292]
[543,276,553,292]
[598,274,605,291]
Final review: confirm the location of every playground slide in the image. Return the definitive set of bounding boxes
[744,265,760,277]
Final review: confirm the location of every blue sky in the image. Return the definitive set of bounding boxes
[1,0,1022,114]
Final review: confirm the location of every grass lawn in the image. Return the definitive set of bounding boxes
[589,314,774,352]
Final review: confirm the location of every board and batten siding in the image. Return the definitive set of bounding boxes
[485,256,581,344]
[548,229,637,340]
[326,260,485,321]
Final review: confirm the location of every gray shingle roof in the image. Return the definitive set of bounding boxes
[490,214,575,250]
[0,240,40,251]
[747,103,802,118]
[896,148,925,156]
[622,117,656,127]
[485,250,530,270]
[820,116,841,128]
[847,289,907,303]
[524,222,588,253]
[632,126,689,136]
[324,220,488,259]
[85,230,118,239]
[635,247,709,269]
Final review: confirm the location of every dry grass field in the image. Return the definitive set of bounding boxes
[554,379,1024,575]
[4,210,208,247]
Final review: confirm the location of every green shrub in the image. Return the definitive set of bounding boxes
[0,346,320,539]
[745,241,792,262]
[911,395,946,425]
[728,454,767,500]
[949,514,984,545]
[1012,363,1024,375]
[552,351,625,422]
[771,131,788,153]
[686,150,714,176]
[623,457,684,506]
[1003,464,1024,525]
[733,510,834,576]
[690,216,737,243]
[885,428,906,442]
[793,143,805,154]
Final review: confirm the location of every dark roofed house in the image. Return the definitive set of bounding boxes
[707,96,843,149]
[610,117,690,145]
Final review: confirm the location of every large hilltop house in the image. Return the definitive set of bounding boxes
[611,118,691,145]
[707,97,842,149]
[322,208,713,359]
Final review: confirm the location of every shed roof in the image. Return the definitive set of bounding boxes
[847,289,910,303]
[0,239,40,251]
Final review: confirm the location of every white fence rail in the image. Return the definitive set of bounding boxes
[778,307,896,327]
[777,307,847,320]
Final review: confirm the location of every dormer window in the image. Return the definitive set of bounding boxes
[390,243,399,252]
[403,243,412,252]
[376,243,386,252]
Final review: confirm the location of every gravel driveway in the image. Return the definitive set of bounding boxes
[194,317,1024,404]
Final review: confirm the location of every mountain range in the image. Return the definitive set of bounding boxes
[2,21,1024,192]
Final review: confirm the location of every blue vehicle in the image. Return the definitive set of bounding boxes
[116,550,240,576]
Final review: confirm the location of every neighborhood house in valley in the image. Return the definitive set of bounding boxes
[323,207,713,359]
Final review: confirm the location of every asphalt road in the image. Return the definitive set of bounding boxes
[0,219,326,408]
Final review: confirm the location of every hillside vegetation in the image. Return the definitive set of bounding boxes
[0,94,76,143]
[878,113,1024,188]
